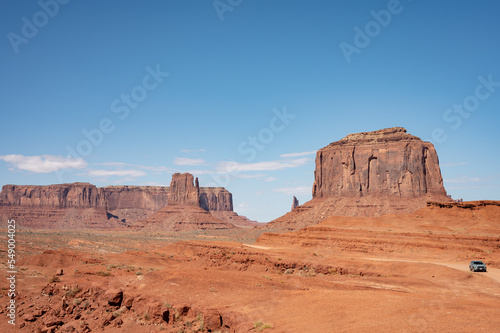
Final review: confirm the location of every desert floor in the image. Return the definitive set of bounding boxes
[1,210,499,332]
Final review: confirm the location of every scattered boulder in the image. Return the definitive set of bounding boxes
[104,288,123,307]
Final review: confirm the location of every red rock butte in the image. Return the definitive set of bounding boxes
[0,173,257,230]
[267,127,452,230]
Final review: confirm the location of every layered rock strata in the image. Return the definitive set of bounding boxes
[0,173,247,229]
[312,127,447,198]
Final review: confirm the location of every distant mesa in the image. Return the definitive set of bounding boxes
[0,173,258,231]
[267,127,453,230]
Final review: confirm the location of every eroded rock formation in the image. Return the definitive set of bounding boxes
[0,173,251,229]
[267,127,452,230]
[291,196,299,211]
[0,183,106,209]
[312,127,447,198]
[168,173,200,206]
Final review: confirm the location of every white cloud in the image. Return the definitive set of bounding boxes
[273,185,311,195]
[447,185,499,190]
[234,174,267,179]
[94,162,170,173]
[218,158,310,173]
[0,154,87,173]
[83,169,147,178]
[265,177,276,182]
[185,169,214,175]
[441,162,467,167]
[280,150,317,158]
[181,149,206,154]
[445,176,481,184]
[237,202,249,208]
[174,157,206,166]
[139,182,169,186]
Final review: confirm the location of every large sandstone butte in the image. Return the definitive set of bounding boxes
[137,173,237,231]
[312,127,447,198]
[0,173,256,230]
[267,127,452,230]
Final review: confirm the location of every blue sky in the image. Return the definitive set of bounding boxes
[1,0,499,222]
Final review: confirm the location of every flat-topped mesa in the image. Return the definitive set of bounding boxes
[0,183,106,209]
[313,127,447,199]
[199,187,233,211]
[168,173,200,206]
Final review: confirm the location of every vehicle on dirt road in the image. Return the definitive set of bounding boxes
[469,260,487,272]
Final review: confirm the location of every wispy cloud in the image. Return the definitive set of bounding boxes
[445,176,481,184]
[447,185,500,190]
[83,169,147,178]
[138,181,169,186]
[181,149,206,154]
[441,162,467,167]
[174,157,206,166]
[0,154,87,173]
[94,162,170,173]
[273,185,311,195]
[280,150,317,158]
[218,158,310,173]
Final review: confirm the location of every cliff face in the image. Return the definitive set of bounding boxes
[0,183,106,209]
[103,186,169,211]
[200,187,233,211]
[312,127,447,199]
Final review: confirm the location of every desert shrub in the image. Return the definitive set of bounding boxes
[65,287,81,298]
[48,275,60,283]
[113,306,126,318]
[253,321,273,331]
[96,271,111,276]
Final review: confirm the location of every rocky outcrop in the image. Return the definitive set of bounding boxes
[168,173,200,206]
[267,127,452,230]
[291,196,299,210]
[312,127,447,198]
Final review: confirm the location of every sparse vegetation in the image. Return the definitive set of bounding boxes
[65,286,81,298]
[96,270,111,276]
[253,321,273,331]
[48,275,60,283]
[113,306,126,318]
